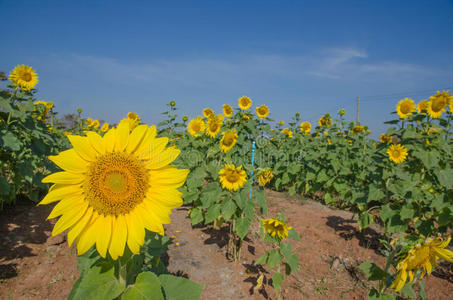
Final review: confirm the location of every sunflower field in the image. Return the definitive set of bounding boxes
[1,65,452,300]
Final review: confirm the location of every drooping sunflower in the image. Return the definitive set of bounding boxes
[261,218,292,240]
[9,65,39,91]
[390,237,453,292]
[396,98,416,119]
[218,164,247,191]
[242,113,253,121]
[223,104,233,118]
[101,123,109,132]
[258,169,274,187]
[206,115,223,138]
[281,128,293,138]
[203,108,215,119]
[300,121,311,134]
[187,117,205,137]
[219,129,238,153]
[387,144,408,164]
[417,99,429,114]
[427,91,452,118]
[238,96,252,110]
[318,115,332,128]
[123,112,141,131]
[379,134,392,144]
[256,105,270,119]
[39,119,188,260]
[338,109,346,116]
[351,125,365,134]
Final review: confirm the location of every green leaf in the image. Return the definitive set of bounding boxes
[254,252,269,265]
[287,228,300,241]
[358,211,373,230]
[205,204,221,224]
[255,189,267,215]
[280,243,298,273]
[324,192,334,205]
[271,272,284,292]
[122,272,164,300]
[359,262,387,281]
[438,168,453,190]
[159,274,203,300]
[235,216,252,240]
[221,199,237,221]
[400,283,417,299]
[267,249,282,269]
[189,208,203,225]
[368,185,385,202]
[1,131,22,151]
[0,177,10,196]
[69,262,125,300]
[368,289,396,300]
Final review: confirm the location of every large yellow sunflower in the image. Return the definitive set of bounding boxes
[238,96,252,110]
[219,129,238,153]
[206,115,223,138]
[300,121,311,134]
[387,144,408,164]
[427,91,452,118]
[396,98,416,119]
[390,237,453,292]
[261,218,292,240]
[101,123,109,132]
[39,119,188,260]
[9,65,39,91]
[223,104,233,118]
[258,169,274,187]
[256,105,269,119]
[351,125,365,134]
[417,99,429,114]
[187,117,205,137]
[122,112,141,131]
[203,108,215,119]
[218,164,247,191]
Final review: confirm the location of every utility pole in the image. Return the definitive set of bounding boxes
[356,96,360,123]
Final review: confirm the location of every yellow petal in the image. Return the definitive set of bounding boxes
[48,149,88,173]
[433,248,453,262]
[67,207,93,247]
[125,211,145,254]
[146,146,180,169]
[85,131,105,155]
[52,200,89,236]
[96,215,112,258]
[125,125,148,154]
[103,128,116,152]
[136,203,164,235]
[47,195,84,219]
[149,167,189,189]
[142,200,171,224]
[109,214,127,260]
[42,172,84,184]
[67,135,98,161]
[77,211,100,255]
[38,184,82,205]
[133,125,157,155]
[115,119,130,152]
[146,188,183,209]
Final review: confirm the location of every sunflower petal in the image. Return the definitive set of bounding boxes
[125,211,145,254]
[77,212,101,255]
[136,203,164,235]
[42,172,84,184]
[125,125,148,154]
[146,188,183,209]
[67,207,93,247]
[96,215,112,258]
[48,149,88,173]
[52,201,89,236]
[115,119,130,152]
[85,131,105,155]
[146,146,180,169]
[47,195,84,219]
[109,214,127,260]
[149,167,189,188]
[38,184,82,205]
[67,135,98,161]
[103,128,116,152]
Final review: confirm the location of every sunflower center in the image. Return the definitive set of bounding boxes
[393,150,400,157]
[226,171,240,183]
[22,72,32,82]
[193,123,201,131]
[401,103,411,114]
[84,152,149,216]
[223,135,234,146]
[407,246,430,270]
[432,98,446,112]
[209,123,219,131]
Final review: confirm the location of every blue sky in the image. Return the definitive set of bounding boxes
[1,0,452,137]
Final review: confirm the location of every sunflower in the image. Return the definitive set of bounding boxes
[387,144,408,164]
[427,91,452,118]
[262,218,292,240]
[396,98,416,119]
[242,113,253,121]
[258,169,274,187]
[9,65,39,91]
[45,102,54,110]
[85,118,94,127]
[101,123,109,132]
[39,119,188,259]
[187,117,205,137]
[338,109,346,116]
[218,164,247,191]
[379,134,392,144]
[351,125,365,134]
[318,115,332,128]
[123,112,141,131]
[256,105,269,119]
[203,108,215,119]
[390,237,453,292]
[206,115,223,138]
[223,104,233,118]
[300,122,311,134]
[417,99,429,114]
[281,128,293,138]
[91,120,100,129]
[238,96,252,110]
[219,130,238,153]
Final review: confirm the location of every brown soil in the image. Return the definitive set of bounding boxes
[1,191,452,299]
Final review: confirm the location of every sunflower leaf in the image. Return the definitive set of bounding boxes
[122,271,164,300]
[271,272,284,293]
[159,274,203,300]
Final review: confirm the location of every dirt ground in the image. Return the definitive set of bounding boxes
[1,191,452,300]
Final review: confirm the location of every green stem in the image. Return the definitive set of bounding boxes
[380,248,397,294]
[117,259,127,286]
